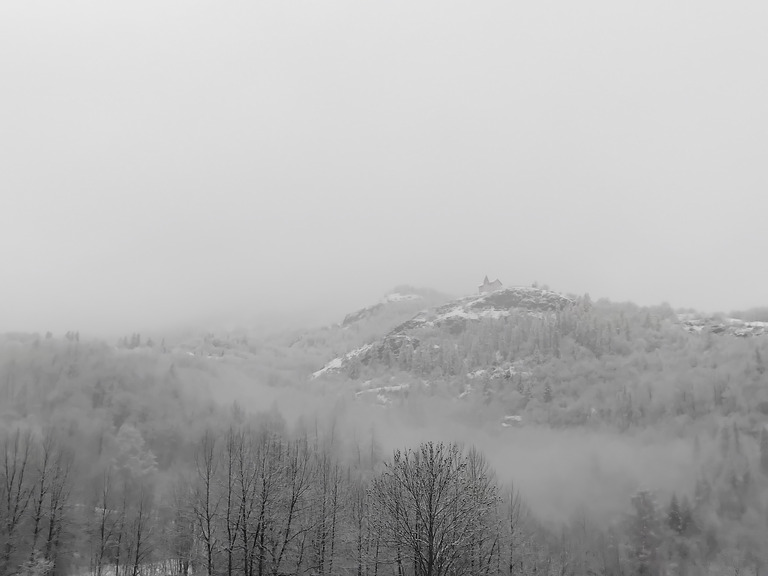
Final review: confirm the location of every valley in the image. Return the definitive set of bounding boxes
[2,282,768,574]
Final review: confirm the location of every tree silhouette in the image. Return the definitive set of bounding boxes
[368,442,498,576]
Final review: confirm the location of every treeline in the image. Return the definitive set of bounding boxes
[3,392,768,573]
[7,416,766,575]
[163,430,550,576]
[0,415,567,576]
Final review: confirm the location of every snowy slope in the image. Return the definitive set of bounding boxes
[313,286,573,379]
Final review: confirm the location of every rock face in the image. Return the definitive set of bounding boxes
[470,287,572,313]
[677,314,768,337]
[357,334,420,366]
[312,286,574,379]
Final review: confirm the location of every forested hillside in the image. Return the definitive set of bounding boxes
[3,285,768,575]
[311,287,768,574]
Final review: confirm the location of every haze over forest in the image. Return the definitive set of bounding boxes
[3,2,768,576]
[2,0,768,336]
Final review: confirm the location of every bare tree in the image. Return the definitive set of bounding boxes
[1,429,35,573]
[42,440,72,570]
[368,442,500,576]
[168,479,195,576]
[264,436,315,576]
[326,461,342,576]
[465,447,501,576]
[349,473,383,576]
[311,451,344,576]
[222,427,242,576]
[192,429,220,576]
[126,484,154,576]
[505,485,524,576]
[90,469,117,576]
[112,482,128,576]
[239,427,276,576]
[28,430,54,563]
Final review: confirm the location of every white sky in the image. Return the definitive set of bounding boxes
[2,1,767,335]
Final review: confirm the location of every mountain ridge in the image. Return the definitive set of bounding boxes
[312,285,574,379]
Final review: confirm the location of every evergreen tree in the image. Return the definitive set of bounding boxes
[629,490,661,576]
[679,497,695,535]
[667,494,682,534]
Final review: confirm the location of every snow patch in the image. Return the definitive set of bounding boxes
[311,357,343,379]
[356,383,410,405]
[501,415,522,427]
[356,384,409,396]
[458,384,473,399]
[383,292,422,303]
[432,302,513,323]
[311,343,374,379]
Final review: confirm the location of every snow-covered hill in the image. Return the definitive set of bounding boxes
[312,286,573,379]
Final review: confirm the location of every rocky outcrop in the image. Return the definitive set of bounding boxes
[677,314,768,337]
[471,286,572,313]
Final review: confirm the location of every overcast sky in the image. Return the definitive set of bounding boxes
[2,1,767,335]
